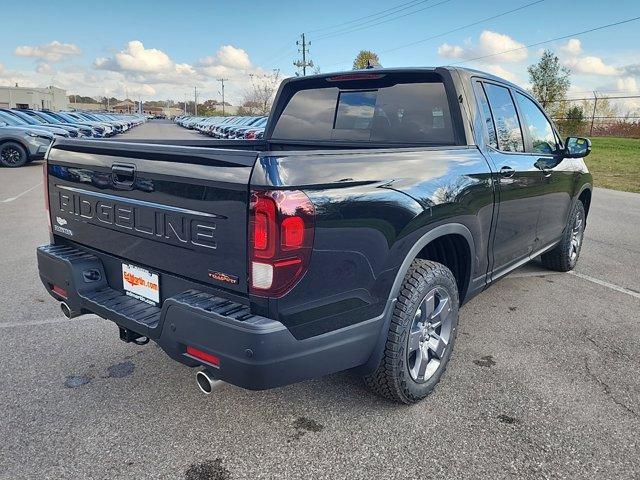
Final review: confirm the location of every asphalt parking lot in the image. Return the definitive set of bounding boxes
[1,120,639,479]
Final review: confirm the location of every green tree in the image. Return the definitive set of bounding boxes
[527,50,570,116]
[353,50,380,70]
[558,105,585,136]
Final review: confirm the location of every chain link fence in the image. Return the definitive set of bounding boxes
[549,93,640,138]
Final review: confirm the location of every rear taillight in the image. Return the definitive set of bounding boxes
[249,190,315,297]
[43,162,51,233]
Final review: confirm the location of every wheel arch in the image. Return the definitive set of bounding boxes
[389,223,475,305]
[356,223,475,375]
[0,137,30,155]
[577,185,592,218]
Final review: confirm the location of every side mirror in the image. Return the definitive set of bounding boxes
[0,121,7,127]
[564,137,591,158]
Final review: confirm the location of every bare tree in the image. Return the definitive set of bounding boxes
[244,70,281,115]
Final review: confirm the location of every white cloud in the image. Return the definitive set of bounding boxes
[36,62,54,75]
[482,64,519,83]
[438,30,528,63]
[557,40,621,77]
[564,55,620,76]
[0,62,35,87]
[95,40,173,73]
[14,41,81,62]
[615,76,638,93]
[560,39,582,56]
[437,43,464,59]
[6,40,281,105]
[204,45,251,70]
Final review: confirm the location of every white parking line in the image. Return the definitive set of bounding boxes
[1,182,42,203]
[569,271,640,300]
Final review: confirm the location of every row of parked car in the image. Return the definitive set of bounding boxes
[175,115,267,140]
[0,109,145,167]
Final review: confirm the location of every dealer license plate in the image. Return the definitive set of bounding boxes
[122,263,160,306]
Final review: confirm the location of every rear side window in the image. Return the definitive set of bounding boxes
[473,82,498,149]
[483,83,524,153]
[272,80,455,144]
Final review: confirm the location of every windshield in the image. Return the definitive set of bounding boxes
[55,112,80,122]
[4,110,39,124]
[0,111,26,126]
[32,111,61,123]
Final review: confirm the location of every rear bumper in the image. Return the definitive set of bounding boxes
[37,243,383,390]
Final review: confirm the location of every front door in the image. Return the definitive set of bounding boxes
[513,91,573,248]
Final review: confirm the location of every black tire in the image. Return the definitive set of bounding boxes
[0,142,29,168]
[364,259,459,404]
[541,201,586,272]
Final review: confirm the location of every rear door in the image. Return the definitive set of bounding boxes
[474,80,546,277]
[47,140,258,294]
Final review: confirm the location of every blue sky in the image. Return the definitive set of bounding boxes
[0,0,638,109]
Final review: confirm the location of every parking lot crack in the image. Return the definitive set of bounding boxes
[583,357,639,419]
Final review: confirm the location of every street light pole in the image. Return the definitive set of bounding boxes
[194,86,198,116]
[217,78,228,116]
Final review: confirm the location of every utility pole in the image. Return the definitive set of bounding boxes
[194,86,198,116]
[589,91,598,136]
[293,33,314,76]
[217,78,228,116]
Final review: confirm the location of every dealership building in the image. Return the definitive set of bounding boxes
[0,85,68,111]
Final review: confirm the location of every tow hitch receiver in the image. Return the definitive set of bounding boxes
[118,326,149,345]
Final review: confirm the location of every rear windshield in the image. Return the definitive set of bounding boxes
[272,75,455,144]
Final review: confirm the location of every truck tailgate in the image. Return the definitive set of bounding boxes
[46,140,258,295]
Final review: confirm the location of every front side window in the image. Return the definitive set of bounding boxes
[483,83,524,153]
[515,92,558,154]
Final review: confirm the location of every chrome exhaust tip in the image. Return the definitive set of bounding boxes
[60,302,81,319]
[196,370,223,395]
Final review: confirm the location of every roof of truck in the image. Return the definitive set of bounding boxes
[285,66,524,92]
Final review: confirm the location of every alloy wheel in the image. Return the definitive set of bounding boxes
[407,286,453,383]
[570,208,585,262]
[1,147,23,166]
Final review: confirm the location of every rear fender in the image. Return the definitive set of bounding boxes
[356,223,474,375]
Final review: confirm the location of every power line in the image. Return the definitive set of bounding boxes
[254,37,299,67]
[314,0,451,42]
[451,15,640,65]
[569,89,631,95]
[547,94,640,103]
[323,0,545,68]
[308,0,428,34]
[379,0,545,54]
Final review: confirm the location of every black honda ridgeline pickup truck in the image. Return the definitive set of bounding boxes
[37,68,593,403]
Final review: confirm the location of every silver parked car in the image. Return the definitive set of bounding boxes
[0,124,54,168]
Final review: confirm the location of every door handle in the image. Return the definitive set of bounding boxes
[535,158,554,177]
[499,166,515,178]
